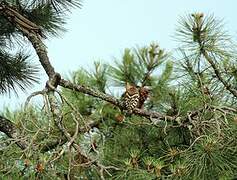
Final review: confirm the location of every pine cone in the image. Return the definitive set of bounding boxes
[137,86,149,109]
[115,113,125,123]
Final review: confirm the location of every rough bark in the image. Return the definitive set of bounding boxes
[27,33,56,78]
[0,115,27,149]
[59,78,174,120]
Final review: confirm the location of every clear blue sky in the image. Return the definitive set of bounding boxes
[1,0,237,110]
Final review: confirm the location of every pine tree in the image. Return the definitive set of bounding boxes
[0,1,236,179]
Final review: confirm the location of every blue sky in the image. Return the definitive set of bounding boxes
[1,0,237,110]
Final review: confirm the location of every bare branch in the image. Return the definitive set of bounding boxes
[59,78,174,120]
[0,115,28,149]
[27,33,56,78]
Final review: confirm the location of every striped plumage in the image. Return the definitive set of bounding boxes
[124,83,140,113]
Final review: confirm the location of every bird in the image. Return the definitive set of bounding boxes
[123,82,140,113]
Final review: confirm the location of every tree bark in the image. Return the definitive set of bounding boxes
[0,115,27,149]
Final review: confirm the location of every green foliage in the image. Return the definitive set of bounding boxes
[0,16,16,42]
[0,50,39,94]
[182,134,237,179]
[89,61,108,93]
[0,0,77,95]
[27,0,82,12]
[176,13,237,103]
[1,41,237,179]
[25,3,67,37]
[176,13,232,55]
[0,5,236,180]
[109,43,169,87]
[62,63,108,117]
[0,0,80,39]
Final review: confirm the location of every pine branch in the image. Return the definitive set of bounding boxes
[0,115,28,149]
[29,0,82,12]
[27,33,56,78]
[0,2,44,37]
[201,49,237,98]
[176,13,237,98]
[0,4,175,159]
[0,50,39,94]
[24,25,173,121]
[5,6,173,121]
[40,118,103,152]
[59,78,173,120]
[0,113,101,152]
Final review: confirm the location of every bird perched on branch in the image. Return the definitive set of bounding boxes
[116,83,149,122]
[123,83,150,113]
[123,82,140,113]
